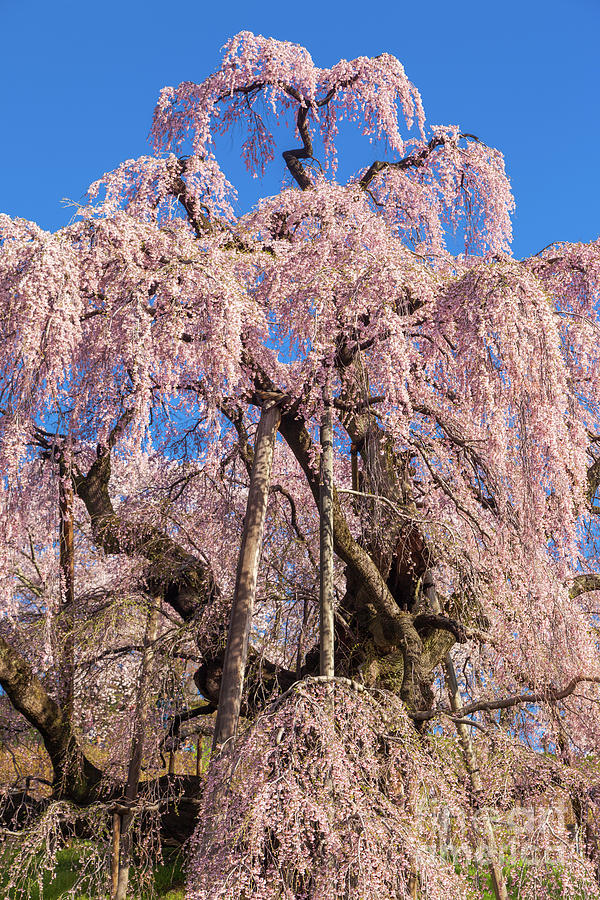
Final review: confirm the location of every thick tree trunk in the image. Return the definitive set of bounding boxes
[113,602,160,900]
[319,397,335,679]
[73,439,218,623]
[212,402,281,750]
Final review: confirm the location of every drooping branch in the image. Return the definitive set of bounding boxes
[271,483,319,572]
[334,353,409,543]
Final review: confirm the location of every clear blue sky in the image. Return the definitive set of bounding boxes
[1,0,598,258]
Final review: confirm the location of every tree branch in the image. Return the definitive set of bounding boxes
[413,613,467,644]
[412,675,600,722]
[72,414,219,622]
[570,574,600,599]
[0,635,101,799]
[359,134,446,190]
[282,103,313,190]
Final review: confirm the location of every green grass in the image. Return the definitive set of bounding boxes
[0,844,587,898]
[0,844,185,899]
[460,860,590,900]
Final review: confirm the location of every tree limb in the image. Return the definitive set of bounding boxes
[412,675,600,722]
[359,134,446,191]
[570,574,600,599]
[72,417,218,622]
[0,635,101,800]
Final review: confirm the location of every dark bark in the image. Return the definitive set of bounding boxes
[282,104,314,190]
[0,635,101,802]
[73,442,218,623]
[277,405,401,631]
[358,133,485,194]
[413,674,600,723]
[570,573,600,598]
[57,461,75,714]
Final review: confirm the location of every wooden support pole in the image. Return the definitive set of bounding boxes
[319,396,335,680]
[350,442,359,492]
[58,452,75,714]
[111,813,121,898]
[196,734,203,777]
[113,602,160,900]
[212,402,282,751]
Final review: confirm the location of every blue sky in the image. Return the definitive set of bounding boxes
[1,0,598,258]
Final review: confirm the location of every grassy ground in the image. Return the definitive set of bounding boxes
[0,844,583,899]
[0,738,200,898]
[0,844,185,899]
[0,735,207,789]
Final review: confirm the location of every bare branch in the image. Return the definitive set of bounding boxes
[359,134,446,191]
[413,675,600,722]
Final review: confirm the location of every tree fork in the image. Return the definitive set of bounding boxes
[212,401,282,750]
